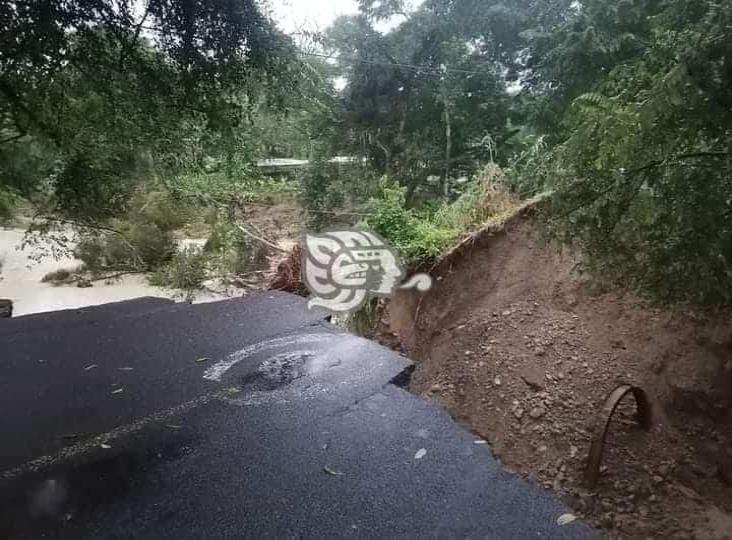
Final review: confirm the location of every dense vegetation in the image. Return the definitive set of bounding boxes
[321,0,732,304]
[1,0,730,304]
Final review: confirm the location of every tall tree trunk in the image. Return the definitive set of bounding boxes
[375,134,392,176]
[442,93,452,199]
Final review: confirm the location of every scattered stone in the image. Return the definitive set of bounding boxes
[529,406,547,419]
[534,346,546,356]
[493,376,502,386]
[519,365,545,391]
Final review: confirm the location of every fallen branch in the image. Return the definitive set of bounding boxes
[235,224,287,253]
[89,270,146,282]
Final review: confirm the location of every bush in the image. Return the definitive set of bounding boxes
[75,221,176,272]
[204,221,270,275]
[300,154,380,231]
[40,268,74,284]
[366,170,521,265]
[132,191,192,232]
[150,246,208,293]
[365,178,460,264]
[74,192,183,272]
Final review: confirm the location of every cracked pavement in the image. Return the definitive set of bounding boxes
[0,292,593,538]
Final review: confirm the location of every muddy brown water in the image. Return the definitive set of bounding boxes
[0,228,224,317]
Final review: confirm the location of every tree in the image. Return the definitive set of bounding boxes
[0,0,297,221]
[324,2,510,203]
[526,0,732,303]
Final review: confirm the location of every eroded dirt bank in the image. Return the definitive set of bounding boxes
[385,208,732,538]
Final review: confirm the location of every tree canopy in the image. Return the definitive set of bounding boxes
[3,0,732,304]
[319,0,732,303]
[0,0,297,220]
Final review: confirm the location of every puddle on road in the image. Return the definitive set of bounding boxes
[237,350,346,393]
[238,352,312,392]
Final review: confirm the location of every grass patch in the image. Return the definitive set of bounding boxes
[366,165,520,265]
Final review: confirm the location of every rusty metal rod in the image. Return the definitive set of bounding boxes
[584,384,653,487]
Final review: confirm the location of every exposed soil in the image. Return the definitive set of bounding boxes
[384,207,732,539]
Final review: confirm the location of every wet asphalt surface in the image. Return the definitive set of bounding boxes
[0,292,594,538]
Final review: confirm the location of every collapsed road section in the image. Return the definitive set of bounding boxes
[0,292,592,538]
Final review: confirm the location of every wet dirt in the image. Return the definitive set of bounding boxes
[383,209,732,539]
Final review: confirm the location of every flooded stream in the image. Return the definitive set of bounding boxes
[0,228,226,317]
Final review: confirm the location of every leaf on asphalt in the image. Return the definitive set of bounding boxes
[100,443,112,449]
[224,386,242,395]
[557,513,577,526]
[414,448,427,460]
[323,465,343,476]
[165,424,183,430]
[195,357,210,363]
[111,387,124,394]
[84,364,98,371]
[118,367,134,371]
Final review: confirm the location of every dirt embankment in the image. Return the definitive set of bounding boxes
[385,207,732,538]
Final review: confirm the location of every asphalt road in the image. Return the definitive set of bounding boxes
[0,292,594,538]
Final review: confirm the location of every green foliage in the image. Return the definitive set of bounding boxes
[366,168,520,265]
[204,221,269,275]
[340,297,381,339]
[75,221,176,273]
[74,192,186,272]
[0,188,20,223]
[366,179,457,263]
[300,154,381,231]
[150,246,208,295]
[514,0,732,304]
[0,0,298,222]
[325,4,511,198]
[40,268,74,284]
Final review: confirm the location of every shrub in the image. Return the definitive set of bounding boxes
[204,222,270,275]
[150,246,208,293]
[40,268,74,284]
[366,170,520,265]
[74,192,182,272]
[74,236,106,271]
[366,178,459,264]
[75,221,176,272]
